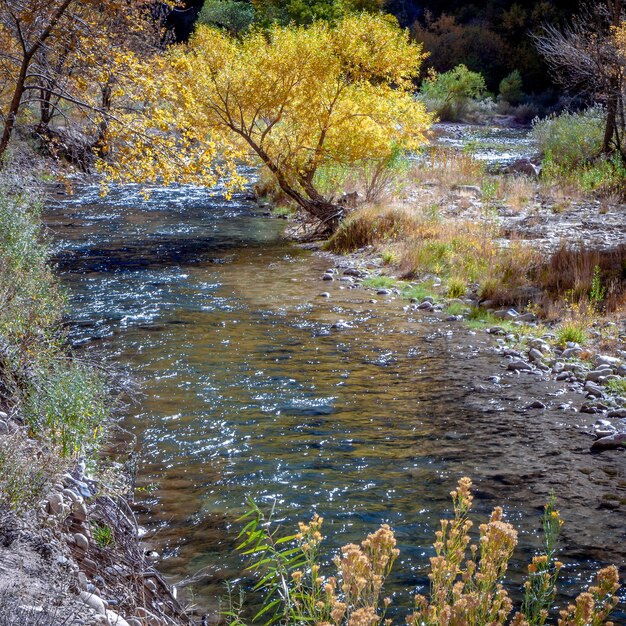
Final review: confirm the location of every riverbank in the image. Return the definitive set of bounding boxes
[300,145,626,451]
[0,182,190,625]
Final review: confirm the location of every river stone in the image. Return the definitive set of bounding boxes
[321,274,333,281]
[608,408,626,418]
[417,301,433,310]
[556,372,570,381]
[562,347,582,359]
[591,432,626,451]
[47,493,64,516]
[493,308,519,319]
[79,591,106,615]
[318,292,330,298]
[376,289,391,295]
[528,348,544,363]
[107,610,131,626]
[595,355,622,367]
[527,400,546,409]
[617,364,626,376]
[73,501,88,521]
[517,312,537,323]
[587,369,612,383]
[508,360,533,372]
[74,532,89,551]
[343,268,363,277]
[584,381,604,398]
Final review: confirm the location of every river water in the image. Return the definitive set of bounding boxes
[46,169,625,619]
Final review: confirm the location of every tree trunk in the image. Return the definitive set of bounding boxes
[0,60,29,160]
[603,0,623,153]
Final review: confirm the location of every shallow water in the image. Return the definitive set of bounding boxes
[47,183,625,619]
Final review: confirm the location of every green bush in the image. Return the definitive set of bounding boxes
[498,69,524,106]
[198,0,255,35]
[532,107,605,168]
[420,64,487,121]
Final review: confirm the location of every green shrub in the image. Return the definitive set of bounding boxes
[556,321,588,347]
[23,361,108,458]
[532,107,605,168]
[199,0,255,35]
[420,65,487,122]
[498,69,524,106]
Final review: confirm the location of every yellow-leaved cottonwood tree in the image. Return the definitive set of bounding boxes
[102,13,433,231]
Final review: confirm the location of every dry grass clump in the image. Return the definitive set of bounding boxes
[327,206,438,254]
[537,244,626,313]
[230,478,621,626]
[412,147,488,188]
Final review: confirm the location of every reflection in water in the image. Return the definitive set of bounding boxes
[47,184,625,617]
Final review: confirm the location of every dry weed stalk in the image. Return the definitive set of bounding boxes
[230,480,620,626]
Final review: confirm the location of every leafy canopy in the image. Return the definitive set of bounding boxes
[103,13,432,222]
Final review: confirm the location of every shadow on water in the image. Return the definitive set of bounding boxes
[46,183,625,618]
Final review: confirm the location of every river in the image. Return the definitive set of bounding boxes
[46,143,625,620]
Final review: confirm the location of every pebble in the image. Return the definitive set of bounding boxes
[556,372,570,381]
[527,400,546,409]
[586,369,611,383]
[79,590,106,615]
[318,292,330,298]
[507,360,533,372]
[493,308,519,319]
[607,408,626,418]
[584,381,604,398]
[47,493,65,516]
[591,432,626,451]
[74,532,89,551]
[561,347,582,359]
[528,348,544,363]
[417,301,433,310]
[107,611,131,626]
[376,289,391,295]
[73,501,88,521]
[321,274,333,281]
[595,355,622,367]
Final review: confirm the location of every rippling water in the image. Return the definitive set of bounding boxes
[46,183,625,619]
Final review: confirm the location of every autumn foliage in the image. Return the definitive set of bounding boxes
[103,13,433,230]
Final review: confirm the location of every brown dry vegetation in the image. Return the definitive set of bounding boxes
[325,149,626,326]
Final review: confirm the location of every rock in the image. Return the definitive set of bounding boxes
[493,308,519,319]
[339,276,353,283]
[0,420,8,435]
[528,348,544,363]
[73,501,88,521]
[488,326,506,335]
[556,372,570,381]
[107,611,131,626]
[0,411,8,419]
[74,533,89,551]
[591,432,626,451]
[417,301,433,310]
[517,312,537,323]
[376,289,391,295]
[321,274,334,281]
[343,268,363,277]
[318,292,331,298]
[580,403,600,414]
[47,493,65,516]
[63,488,81,503]
[79,590,106,615]
[507,360,533,372]
[78,572,90,591]
[586,369,612,383]
[607,408,626,418]
[595,355,622,367]
[617,364,626,376]
[584,381,604,398]
[562,347,582,359]
[594,420,617,439]
[527,400,546,409]
[504,158,541,177]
